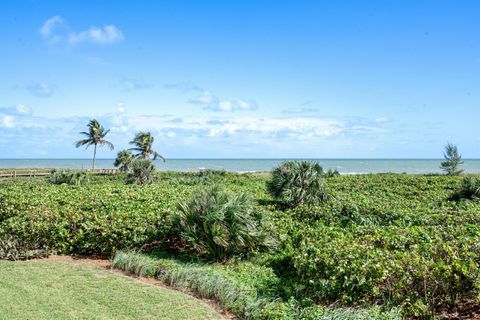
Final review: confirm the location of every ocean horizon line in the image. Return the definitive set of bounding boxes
[2,158,480,161]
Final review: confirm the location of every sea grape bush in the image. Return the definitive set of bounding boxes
[0,179,181,254]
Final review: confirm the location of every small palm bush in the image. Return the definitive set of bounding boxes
[114,150,134,172]
[451,176,480,200]
[126,159,156,184]
[174,185,274,261]
[48,170,89,185]
[267,160,328,208]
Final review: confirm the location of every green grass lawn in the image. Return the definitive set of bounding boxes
[0,260,222,320]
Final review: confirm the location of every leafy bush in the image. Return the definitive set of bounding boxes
[174,185,274,261]
[48,170,89,185]
[0,180,175,255]
[267,161,328,208]
[451,176,480,200]
[0,234,49,260]
[126,159,156,184]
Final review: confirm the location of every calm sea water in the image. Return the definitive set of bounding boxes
[1,159,480,174]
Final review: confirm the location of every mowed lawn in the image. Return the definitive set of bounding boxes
[0,260,222,320]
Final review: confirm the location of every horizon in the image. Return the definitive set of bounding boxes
[1,1,479,159]
[2,157,480,160]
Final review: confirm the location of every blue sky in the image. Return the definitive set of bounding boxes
[1,0,479,159]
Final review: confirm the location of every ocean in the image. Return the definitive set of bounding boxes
[1,159,480,174]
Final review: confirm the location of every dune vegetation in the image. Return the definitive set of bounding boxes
[1,165,479,319]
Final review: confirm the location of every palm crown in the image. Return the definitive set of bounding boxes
[75,119,114,169]
[129,131,164,161]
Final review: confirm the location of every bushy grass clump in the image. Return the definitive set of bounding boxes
[48,170,89,185]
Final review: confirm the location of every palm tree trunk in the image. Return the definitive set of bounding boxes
[92,144,97,169]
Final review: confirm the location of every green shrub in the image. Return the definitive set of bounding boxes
[114,150,135,173]
[174,185,274,261]
[48,170,89,185]
[451,176,480,200]
[324,168,340,178]
[0,180,175,255]
[267,161,328,208]
[0,234,49,260]
[126,159,155,184]
[198,169,227,177]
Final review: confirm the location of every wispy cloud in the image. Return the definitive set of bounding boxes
[164,82,203,93]
[68,25,124,45]
[282,107,319,115]
[0,104,32,116]
[120,78,151,91]
[39,16,124,47]
[26,83,55,98]
[375,117,389,123]
[1,115,15,128]
[166,82,258,112]
[39,15,64,38]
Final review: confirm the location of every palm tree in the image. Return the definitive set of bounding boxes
[75,119,114,169]
[129,131,165,161]
[114,150,134,172]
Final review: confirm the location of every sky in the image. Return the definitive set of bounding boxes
[0,0,479,159]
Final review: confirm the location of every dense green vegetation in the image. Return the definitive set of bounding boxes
[1,170,479,318]
[0,260,221,319]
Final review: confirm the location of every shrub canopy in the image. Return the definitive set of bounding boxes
[267,160,328,208]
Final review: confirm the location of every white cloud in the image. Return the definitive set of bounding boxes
[39,16,124,47]
[15,104,32,115]
[188,90,257,112]
[27,83,55,97]
[117,103,125,114]
[68,25,124,45]
[120,78,150,91]
[109,114,382,142]
[39,16,64,38]
[375,117,389,123]
[1,115,15,128]
[0,109,389,158]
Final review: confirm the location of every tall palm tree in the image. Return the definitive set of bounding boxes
[75,119,114,169]
[129,131,165,161]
